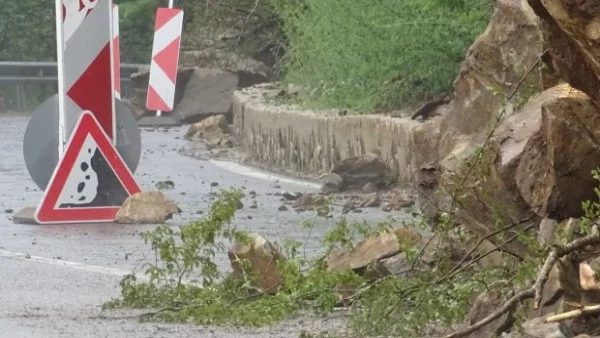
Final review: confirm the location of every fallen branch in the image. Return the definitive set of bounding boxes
[444,233,600,338]
[545,304,600,323]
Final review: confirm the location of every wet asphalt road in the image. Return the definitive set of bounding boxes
[0,115,399,338]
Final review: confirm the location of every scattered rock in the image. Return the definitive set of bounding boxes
[210,182,219,188]
[12,207,37,225]
[250,200,258,209]
[464,291,515,338]
[173,68,239,124]
[360,193,380,208]
[330,153,394,191]
[538,218,558,247]
[185,114,230,140]
[227,233,285,294]
[4,208,13,213]
[520,317,572,338]
[326,227,422,276]
[362,182,378,193]
[115,191,182,224]
[282,191,302,201]
[278,205,288,212]
[379,253,411,278]
[154,180,175,190]
[321,173,344,193]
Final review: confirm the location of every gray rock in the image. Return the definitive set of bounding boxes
[521,317,572,338]
[321,173,344,193]
[538,218,558,246]
[12,207,37,225]
[173,68,239,124]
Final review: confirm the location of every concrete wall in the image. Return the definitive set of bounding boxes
[233,84,442,186]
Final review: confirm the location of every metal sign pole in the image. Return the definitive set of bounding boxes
[55,0,66,158]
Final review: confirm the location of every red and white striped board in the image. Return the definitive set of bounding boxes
[146,8,184,113]
[57,0,116,151]
[112,4,121,100]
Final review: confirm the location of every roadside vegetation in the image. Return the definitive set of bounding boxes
[2,0,491,113]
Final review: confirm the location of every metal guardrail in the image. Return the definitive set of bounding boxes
[0,61,148,109]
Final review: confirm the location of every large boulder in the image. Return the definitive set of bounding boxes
[173,68,239,124]
[438,0,546,165]
[185,114,230,140]
[128,67,195,119]
[179,49,270,88]
[115,191,181,224]
[327,153,395,192]
[227,233,286,294]
[527,0,600,106]
[442,83,600,254]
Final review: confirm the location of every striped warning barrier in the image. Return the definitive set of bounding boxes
[57,0,116,147]
[146,8,184,114]
[112,4,120,100]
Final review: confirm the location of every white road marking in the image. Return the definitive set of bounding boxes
[0,249,133,277]
[208,159,322,190]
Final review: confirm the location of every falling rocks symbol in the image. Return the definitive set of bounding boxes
[59,146,128,208]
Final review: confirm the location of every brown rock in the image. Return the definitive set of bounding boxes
[538,218,558,247]
[438,0,545,163]
[362,182,378,193]
[326,227,422,273]
[227,233,285,294]
[173,68,239,124]
[185,114,230,140]
[115,191,181,224]
[464,291,515,338]
[360,193,380,208]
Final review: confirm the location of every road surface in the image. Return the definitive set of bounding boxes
[0,115,399,338]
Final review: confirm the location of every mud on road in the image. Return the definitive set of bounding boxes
[0,115,403,338]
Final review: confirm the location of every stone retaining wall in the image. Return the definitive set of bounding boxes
[233,84,441,186]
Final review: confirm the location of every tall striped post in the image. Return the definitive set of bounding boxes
[145,6,184,116]
[57,0,116,147]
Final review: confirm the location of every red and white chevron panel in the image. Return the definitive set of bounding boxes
[146,8,184,112]
[112,4,121,100]
[57,0,116,144]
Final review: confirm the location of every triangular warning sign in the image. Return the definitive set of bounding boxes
[34,111,142,224]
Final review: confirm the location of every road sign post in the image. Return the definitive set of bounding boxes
[113,4,121,100]
[23,0,143,224]
[146,6,184,116]
[34,111,142,224]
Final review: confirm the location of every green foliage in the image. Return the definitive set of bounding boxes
[580,168,600,236]
[106,187,547,337]
[270,0,493,113]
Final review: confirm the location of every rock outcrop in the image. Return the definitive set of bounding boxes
[115,191,181,224]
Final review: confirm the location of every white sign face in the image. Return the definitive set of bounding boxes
[63,0,99,42]
[55,134,99,207]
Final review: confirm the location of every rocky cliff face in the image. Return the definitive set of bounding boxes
[435,0,600,249]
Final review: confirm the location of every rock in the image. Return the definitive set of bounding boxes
[282,191,302,201]
[227,233,285,294]
[538,218,558,247]
[278,205,288,211]
[115,191,181,224]
[438,0,545,162]
[464,291,515,338]
[326,227,422,275]
[185,114,230,140]
[362,182,378,193]
[293,193,327,212]
[129,67,195,119]
[321,173,344,193]
[331,153,394,191]
[379,253,411,277]
[179,49,270,88]
[12,207,37,225]
[155,180,175,190]
[527,0,600,106]
[520,317,572,338]
[513,84,600,219]
[360,193,380,208]
[173,68,239,124]
[250,200,258,209]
